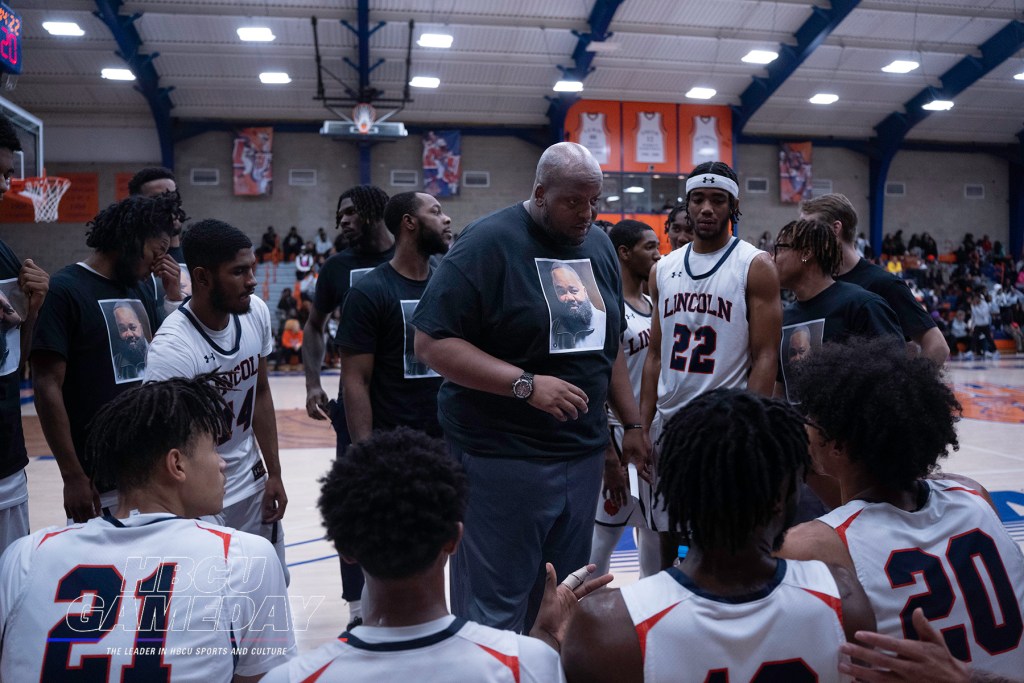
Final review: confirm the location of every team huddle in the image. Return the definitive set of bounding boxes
[0,115,1020,683]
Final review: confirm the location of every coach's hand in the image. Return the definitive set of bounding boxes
[530,563,612,652]
[527,375,588,421]
[262,474,288,523]
[602,447,629,510]
[64,473,100,523]
[153,254,182,301]
[18,259,49,314]
[306,386,330,420]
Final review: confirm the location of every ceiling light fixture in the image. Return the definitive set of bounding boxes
[624,186,645,193]
[553,80,584,93]
[101,68,135,81]
[882,60,920,74]
[410,76,441,88]
[43,21,84,36]
[606,195,620,202]
[586,41,620,53]
[259,72,291,84]
[922,99,953,111]
[1014,71,1024,81]
[417,33,453,48]
[237,27,275,42]
[809,93,839,105]
[742,50,778,65]
[685,87,716,100]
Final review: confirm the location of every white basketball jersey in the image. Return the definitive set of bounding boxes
[621,561,849,682]
[608,297,652,428]
[819,480,1024,678]
[654,238,762,431]
[692,116,720,166]
[146,296,274,506]
[579,112,610,164]
[635,112,665,164]
[0,514,295,682]
[260,615,564,683]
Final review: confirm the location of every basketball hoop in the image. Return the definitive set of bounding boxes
[8,175,71,223]
[352,103,376,134]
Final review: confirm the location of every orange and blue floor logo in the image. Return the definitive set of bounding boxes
[954,382,1024,424]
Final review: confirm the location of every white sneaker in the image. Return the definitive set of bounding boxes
[993,350,1001,360]
[963,351,974,360]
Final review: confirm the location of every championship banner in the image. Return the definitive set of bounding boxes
[232,127,273,196]
[779,141,812,204]
[423,130,461,197]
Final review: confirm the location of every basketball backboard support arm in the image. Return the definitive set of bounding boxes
[0,94,42,177]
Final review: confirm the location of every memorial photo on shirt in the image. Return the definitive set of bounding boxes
[780,318,824,404]
[537,258,607,354]
[99,298,153,384]
[0,278,26,376]
[401,299,439,379]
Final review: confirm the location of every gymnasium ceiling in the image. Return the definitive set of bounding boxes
[13,0,1024,145]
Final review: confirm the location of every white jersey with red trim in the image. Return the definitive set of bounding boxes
[620,560,850,683]
[653,238,763,434]
[0,513,295,682]
[608,296,652,429]
[260,615,564,683]
[819,479,1024,678]
[146,296,274,507]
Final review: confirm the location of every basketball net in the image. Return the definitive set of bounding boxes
[9,175,71,223]
[352,103,376,134]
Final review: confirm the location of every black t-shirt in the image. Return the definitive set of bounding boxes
[313,246,396,317]
[413,203,624,458]
[0,240,27,479]
[31,264,159,485]
[335,263,442,436]
[839,258,935,339]
[779,280,902,403]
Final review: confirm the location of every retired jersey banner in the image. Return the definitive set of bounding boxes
[779,141,812,204]
[233,127,273,196]
[423,130,461,197]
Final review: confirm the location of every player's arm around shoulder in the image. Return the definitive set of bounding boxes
[777,520,855,569]
[561,588,643,683]
[825,562,876,642]
[745,253,783,397]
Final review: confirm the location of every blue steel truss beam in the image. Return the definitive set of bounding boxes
[545,0,626,144]
[338,0,388,183]
[868,20,1024,256]
[1011,127,1024,260]
[94,0,175,168]
[732,0,860,136]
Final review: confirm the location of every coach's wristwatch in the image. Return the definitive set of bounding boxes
[512,372,534,400]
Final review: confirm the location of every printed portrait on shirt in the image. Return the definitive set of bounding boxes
[0,278,26,376]
[780,319,824,404]
[401,300,439,379]
[537,258,607,354]
[99,299,153,384]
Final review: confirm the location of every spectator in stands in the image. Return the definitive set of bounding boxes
[276,318,303,370]
[296,244,315,278]
[892,230,906,256]
[314,228,333,257]
[948,309,971,359]
[980,234,993,253]
[920,232,938,260]
[282,226,304,261]
[256,226,277,263]
[855,232,869,257]
[276,289,297,334]
[969,292,998,358]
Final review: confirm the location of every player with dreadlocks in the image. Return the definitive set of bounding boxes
[300,184,392,624]
[32,194,183,523]
[0,375,295,681]
[664,203,693,251]
[639,160,781,567]
[779,336,1024,680]
[562,387,874,683]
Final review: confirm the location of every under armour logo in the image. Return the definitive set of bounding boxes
[703,176,715,184]
[204,354,216,363]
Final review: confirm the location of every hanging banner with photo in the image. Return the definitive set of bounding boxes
[232,127,274,196]
[779,141,812,204]
[423,130,461,197]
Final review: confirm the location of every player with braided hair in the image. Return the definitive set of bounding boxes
[639,160,781,559]
[779,336,1024,680]
[303,184,394,622]
[262,426,608,682]
[562,387,874,683]
[0,375,295,682]
[32,194,183,522]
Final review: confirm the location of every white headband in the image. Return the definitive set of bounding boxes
[685,173,739,199]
